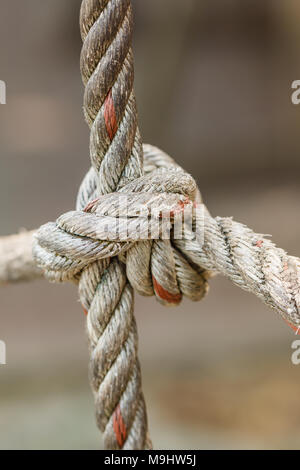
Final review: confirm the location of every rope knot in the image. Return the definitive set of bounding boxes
[33,145,210,306]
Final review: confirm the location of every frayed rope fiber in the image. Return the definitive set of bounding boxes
[2,0,298,450]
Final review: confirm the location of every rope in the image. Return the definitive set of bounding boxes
[0,230,41,285]
[34,143,300,328]
[80,0,152,450]
[32,0,300,449]
[34,1,209,448]
[0,0,299,450]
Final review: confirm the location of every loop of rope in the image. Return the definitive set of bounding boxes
[31,0,300,450]
[34,147,209,305]
[34,143,300,326]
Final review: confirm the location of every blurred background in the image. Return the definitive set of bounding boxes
[0,0,300,449]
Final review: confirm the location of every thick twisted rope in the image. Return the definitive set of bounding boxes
[0,0,299,451]
[40,0,151,450]
[78,0,153,450]
[33,0,300,447]
[34,143,300,330]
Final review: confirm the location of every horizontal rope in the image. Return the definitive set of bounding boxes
[34,144,300,327]
[0,230,41,285]
[1,0,299,451]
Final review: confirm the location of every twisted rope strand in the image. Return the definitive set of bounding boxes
[0,0,299,451]
[34,143,300,330]
[78,0,150,449]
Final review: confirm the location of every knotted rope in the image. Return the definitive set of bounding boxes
[31,0,300,450]
[68,0,150,449]
[0,0,297,450]
[34,142,300,327]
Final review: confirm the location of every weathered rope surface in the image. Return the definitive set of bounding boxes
[42,0,151,450]
[78,0,151,450]
[34,143,300,328]
[32,0,300,450]
[0,0,299,451]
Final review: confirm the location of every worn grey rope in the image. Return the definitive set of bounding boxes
[34,143,300,326]
[33,0,300,450]
[79,0,151,450]
[0,0,299,451]
[42,0,151,450]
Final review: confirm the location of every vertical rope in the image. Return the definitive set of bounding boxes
[78,0,151,449]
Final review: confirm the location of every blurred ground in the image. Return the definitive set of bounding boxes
[0,0,300,449]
